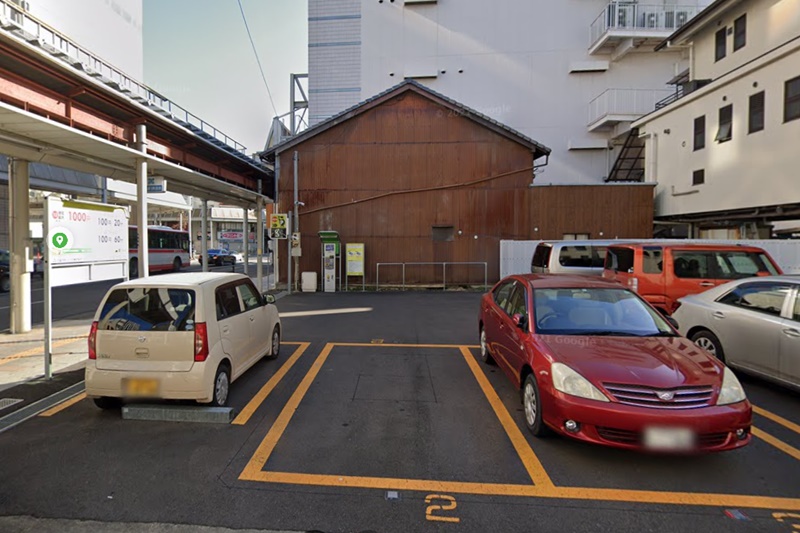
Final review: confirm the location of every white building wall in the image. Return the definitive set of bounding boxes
[308,0,362,124]
[692,0,800,82]
[309,0,713,185]
[636,0,800,218]
[26,0,143,79]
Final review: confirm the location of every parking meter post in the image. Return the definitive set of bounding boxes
[256,195,264,290]
[201,200,208,273]
[287,215,292,295]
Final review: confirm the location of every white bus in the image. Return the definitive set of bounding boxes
[129,226,191,278]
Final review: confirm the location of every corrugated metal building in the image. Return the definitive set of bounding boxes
[262,81,654,286]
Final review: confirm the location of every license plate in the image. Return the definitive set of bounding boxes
[124,378,159,397]
[644,426,696,451]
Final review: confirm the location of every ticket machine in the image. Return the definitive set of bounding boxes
[318,231,340,292]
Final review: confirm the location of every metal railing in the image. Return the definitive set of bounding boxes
[0,0,250,156]
[590,2,703,49]
[376,262,488,291]
[588,88,673,127]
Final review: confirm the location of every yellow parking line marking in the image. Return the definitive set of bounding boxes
[239,471,800,510]
[232,343,310,426]
[459,346,553,488]
[250,471,550,497]
[335,342,480,349]
[240,342,335,480]
[0,338,83,367]
[238,342,800,511]
[38,392,86,417]
[753,405,800,435]
[551,486,800,511]
[752,427,800,462]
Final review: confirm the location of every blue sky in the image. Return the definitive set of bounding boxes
[143,0,307,155]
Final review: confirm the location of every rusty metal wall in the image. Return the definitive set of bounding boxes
[277,92,653,286]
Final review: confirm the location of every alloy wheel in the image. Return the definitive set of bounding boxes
[524,382,537,427]
[215,371,229,406]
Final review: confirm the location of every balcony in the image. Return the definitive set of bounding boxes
[589,2,703,58]
[588,88,673,132]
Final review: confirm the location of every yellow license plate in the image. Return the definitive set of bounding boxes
[124,378,159,397]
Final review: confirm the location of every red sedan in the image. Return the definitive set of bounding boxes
[479,274,751,452]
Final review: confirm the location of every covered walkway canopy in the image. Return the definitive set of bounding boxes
[0,1,273,333]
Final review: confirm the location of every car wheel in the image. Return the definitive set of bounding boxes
[690,330,726,363]
[522,374,549,437]
[129,258,139,279]
[93,397,122,410]
[0,275,9,292]
[266,325,280,359]
[479,327,494,365]
[172,257,182,272]
[211,364,230,407]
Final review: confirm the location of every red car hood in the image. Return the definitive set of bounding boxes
[539,335,723,389]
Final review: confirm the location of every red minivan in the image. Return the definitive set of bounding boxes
[602,243,782,314]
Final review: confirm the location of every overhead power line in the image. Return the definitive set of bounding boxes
[237,0,278,116]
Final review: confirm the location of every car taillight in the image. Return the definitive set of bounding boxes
[194,322,209,362]
[628,277,639,292]
[88,321,98,360]
[672,301,682,313]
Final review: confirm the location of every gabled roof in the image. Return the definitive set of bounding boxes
[259,80,550,161]
[656,0,739,50]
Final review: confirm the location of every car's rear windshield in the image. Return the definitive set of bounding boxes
[98,288,196,332]
[558,245,607,268]
[533,287,673,336]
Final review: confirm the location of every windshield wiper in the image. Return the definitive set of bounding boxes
[643,331,680,337]
[573,330,640,337]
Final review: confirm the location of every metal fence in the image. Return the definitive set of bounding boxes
[588,88,673,127]
[375,262,488,291]
[590,2,703,49]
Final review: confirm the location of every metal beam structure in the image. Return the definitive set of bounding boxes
[0,3,274,205]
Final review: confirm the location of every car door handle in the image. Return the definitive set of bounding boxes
[222,325,230,334]
[699,282,715,287]
[783,328,800,338]
[249,316,255,322]
[712,311,725,319]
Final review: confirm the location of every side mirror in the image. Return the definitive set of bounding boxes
[264,293,276,305]
[665,316,679,330]
[657,308,679,330]
[512,313,528,330]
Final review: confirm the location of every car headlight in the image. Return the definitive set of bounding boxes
[551,363,609,402]
[717,366,747,406]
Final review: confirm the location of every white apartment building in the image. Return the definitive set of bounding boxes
[308,0,713,186]
[633,0,800,238]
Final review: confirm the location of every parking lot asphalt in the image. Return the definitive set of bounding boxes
[0,291,798,533]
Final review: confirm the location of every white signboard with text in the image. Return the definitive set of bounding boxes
[42,197,129,379]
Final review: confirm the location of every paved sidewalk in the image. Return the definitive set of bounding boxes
[0,318,92,392]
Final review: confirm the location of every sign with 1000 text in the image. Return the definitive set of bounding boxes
[46,198,129,264]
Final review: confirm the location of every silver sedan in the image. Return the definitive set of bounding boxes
[672,275,800,392]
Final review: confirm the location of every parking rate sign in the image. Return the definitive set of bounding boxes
[270,213,288,239]
[46,198,128,265]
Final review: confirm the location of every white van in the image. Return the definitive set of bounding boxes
[530,240,620,276]
[85,272,281,409]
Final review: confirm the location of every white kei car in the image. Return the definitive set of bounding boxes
[86,272,281,408]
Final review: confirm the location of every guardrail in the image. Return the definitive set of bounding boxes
[590,2,702,49]
[0,0,249,156]
[375,262,488,291]
[588,88,673,127]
